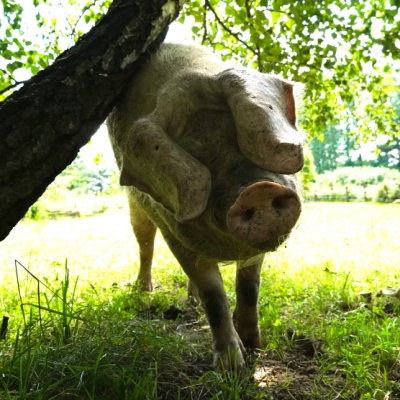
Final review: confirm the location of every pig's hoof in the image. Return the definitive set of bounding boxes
[233,316,262,350]
[236,329,262,350]
[213,346,247,374]
[242,337,262,351]
[135,278,153,292]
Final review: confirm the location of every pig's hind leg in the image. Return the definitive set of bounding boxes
[233,257,264,350]
[128,197,156,291]
[162,233,247,372]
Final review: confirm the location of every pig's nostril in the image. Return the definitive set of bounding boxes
[272,195,294,211]
[242,208,255,221]
[227,182,301,245]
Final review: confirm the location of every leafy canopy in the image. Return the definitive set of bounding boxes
[1,0,399,139]
[0,0,111,96]
[181,0,400,138]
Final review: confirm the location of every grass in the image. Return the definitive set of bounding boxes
[0,199,400,399]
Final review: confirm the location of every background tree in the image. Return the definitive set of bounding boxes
[373,92,400,170]
[309,125,342,173]
[309,90,400,173]
[301,147,316,191]
[375,136,400,170]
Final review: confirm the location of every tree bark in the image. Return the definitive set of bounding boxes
[0,0,183,241]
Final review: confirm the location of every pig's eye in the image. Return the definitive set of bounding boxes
[268,104,274,110]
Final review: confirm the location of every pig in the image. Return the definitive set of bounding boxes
[107,43,304,372]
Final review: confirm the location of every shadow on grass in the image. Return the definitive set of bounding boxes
[2,262,400,399]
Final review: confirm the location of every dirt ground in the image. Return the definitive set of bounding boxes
[159,304,400,400]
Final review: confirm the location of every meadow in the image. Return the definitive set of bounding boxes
[0,197,400,399]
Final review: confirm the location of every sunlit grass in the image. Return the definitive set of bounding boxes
[1,204,180,293]
[3,202,399,293]
[0,200,399,399]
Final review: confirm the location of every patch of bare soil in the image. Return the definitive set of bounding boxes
[252,339,343,400]
[136,288,400,400]
[157,304,400,400]
[158,305,330,399]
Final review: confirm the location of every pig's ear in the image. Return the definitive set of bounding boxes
[282,81,297,127]
[215,69,305,174]
[120,119,212,223]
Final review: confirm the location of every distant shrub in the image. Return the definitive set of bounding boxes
[377,184,390,203]
[312,188,357,202]
[393,185,400,200]
[308,166,400,202]
[317,167,400,188]
[24,202,48,220]
[376,183,400,202]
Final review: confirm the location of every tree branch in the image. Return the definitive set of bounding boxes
[201,1,208,45]
[204,0,256,55]
[0,0,184,241]
[61,0,98,48]
[0,79,26,96]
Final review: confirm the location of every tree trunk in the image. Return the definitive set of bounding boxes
[0,0,183,241]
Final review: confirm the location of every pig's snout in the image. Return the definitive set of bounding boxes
[226,182,301,244]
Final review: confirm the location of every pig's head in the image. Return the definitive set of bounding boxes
[120,68,303,259]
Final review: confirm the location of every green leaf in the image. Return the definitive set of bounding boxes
[383,64,392,73]
[2,49,13,60]
[285,18,294,30]
[38,58,48,69]
[271,11,280,24]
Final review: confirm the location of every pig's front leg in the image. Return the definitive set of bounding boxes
[163,234,246,372]
[128,196,156,291]
[233,256,264,350]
